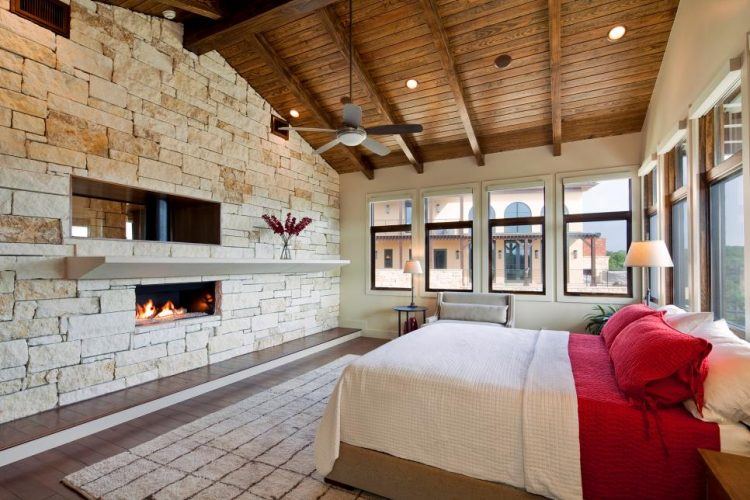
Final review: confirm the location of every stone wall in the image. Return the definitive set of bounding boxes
[0,0,341,424]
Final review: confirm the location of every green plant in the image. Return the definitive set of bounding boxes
[584,304,619,335]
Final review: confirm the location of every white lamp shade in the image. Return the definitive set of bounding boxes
[624,240,674,268]
[403,259,423,275]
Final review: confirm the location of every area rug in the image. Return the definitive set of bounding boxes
[63,355,373,500]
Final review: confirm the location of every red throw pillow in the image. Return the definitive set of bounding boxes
[609,314,712,409]
[600,304,661,350]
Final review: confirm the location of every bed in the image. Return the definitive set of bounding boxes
[314,321,750,500]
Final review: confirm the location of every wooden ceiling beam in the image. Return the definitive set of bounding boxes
[159,0,222,19]
[419,0,484,166]
[246,33,374,179]
[184,0,340,55]
[548,0,562,156]
[318,7,424,174]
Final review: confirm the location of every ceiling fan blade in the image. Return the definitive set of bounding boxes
[365,124,423,135]
[361,137,390,156]
[315,138,341,155]
[342,103,362,127]
[279,127,337,133]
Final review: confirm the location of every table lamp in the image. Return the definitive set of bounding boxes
[402,259,423,307]
[624,240,673,305]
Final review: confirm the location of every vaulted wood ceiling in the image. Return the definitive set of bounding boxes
[105,0,679,177]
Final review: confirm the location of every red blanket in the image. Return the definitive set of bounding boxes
[569,334,720,499]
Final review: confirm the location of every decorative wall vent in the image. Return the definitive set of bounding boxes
[10,0,70,37]
[271,115,290,140]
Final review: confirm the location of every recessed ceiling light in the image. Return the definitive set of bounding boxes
[607,25,626,41]
[162,9,176,20]
[494,54,512,69]
[405,79,418,89]
[289,109,300,118]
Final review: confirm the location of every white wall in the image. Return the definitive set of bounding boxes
[641,0,750,335]
[339,133,642,337]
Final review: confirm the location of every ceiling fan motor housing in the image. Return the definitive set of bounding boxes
[338,127,367,146]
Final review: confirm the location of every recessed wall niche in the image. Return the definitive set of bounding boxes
[71,177,221,245]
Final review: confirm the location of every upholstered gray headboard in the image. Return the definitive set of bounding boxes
[436,292,515,327]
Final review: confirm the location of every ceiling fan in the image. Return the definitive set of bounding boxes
[280,0,423,157]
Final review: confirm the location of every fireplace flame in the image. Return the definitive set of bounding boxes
[135,298,188,321]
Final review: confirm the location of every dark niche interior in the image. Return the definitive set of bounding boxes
[71,176,221,245]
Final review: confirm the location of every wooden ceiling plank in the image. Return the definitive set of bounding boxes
[159,0,221,19]
[419,0,484,166]
[548,0,562,156]
[185,0,341,55]
[246,33,374,179]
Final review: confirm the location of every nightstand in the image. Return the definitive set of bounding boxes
[393,305,427,336]
[700,449,750,499]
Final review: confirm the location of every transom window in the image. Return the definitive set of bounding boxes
[562,176,632,296]
[424,192,473,292]
[370,198,412,290]
[488,184,545,294]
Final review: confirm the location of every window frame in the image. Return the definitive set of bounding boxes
[558,170,636,300]
[367,192,416,293]
[423,188,476,293]
[487,182,546,295]
[663,138,691,308]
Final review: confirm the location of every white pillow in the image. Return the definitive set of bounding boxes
[658,305,713,333]
[439,302,508,325]
[682,320,750,423]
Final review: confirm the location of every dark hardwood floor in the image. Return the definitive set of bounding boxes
[0,337,387,500]
[0,327,360,452]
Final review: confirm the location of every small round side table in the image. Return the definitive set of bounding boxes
[393,305,428,336]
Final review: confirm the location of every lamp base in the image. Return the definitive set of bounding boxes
[643,287,652,306]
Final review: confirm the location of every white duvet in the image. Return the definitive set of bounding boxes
[315,322,583,499]
[315,322,750,499]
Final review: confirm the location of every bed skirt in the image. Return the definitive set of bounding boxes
[327,442,541,500]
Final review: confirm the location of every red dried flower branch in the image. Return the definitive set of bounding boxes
[262,213,313,237]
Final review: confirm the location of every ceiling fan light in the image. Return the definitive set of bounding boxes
[607,25,626,41]
[289,109,300,118]
[406,79,418,89]
[338,129,366,147]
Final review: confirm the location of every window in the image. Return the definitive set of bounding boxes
[424,192,473,291]
[384,249,393,269]
[563,176,632,296]
[664,138,690,309]
[671,199,690,309]
[714,86,742,166]
[709,172,745,329]
[370,198,412,290]
[700,84,745,330]
[674,139,689,190]
[488,184,545,294]
[643,167,660,303]
[434,249,447,269]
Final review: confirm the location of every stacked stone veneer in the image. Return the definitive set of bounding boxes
[0,0,341,424]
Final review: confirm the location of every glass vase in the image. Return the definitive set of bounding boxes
[280,238,292,260]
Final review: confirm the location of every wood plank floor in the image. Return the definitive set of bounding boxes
[0,327,360,452]
[0,337,387,500]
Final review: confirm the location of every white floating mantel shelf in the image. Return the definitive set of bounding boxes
[65,257,350,280]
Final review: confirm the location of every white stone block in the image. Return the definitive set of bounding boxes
[58,378,126,406]
[251,313,278,331]
[0,384,57,424]
[157,350,206,377]
[115,344,167,367]
[81,333,130,357]
[185,328,209,351]
[68,311,134,339]
[34,297,99,318]
[28,340,80,372]
[57,359,114,393]
[0,339,27,368]
[98,289,134,312]
[207,331,242,354]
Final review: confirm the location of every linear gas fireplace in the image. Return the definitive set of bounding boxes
[135,281,218,326]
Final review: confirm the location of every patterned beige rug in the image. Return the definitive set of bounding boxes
[63,355,374,500]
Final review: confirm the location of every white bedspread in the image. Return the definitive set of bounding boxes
[315,322,583,499]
